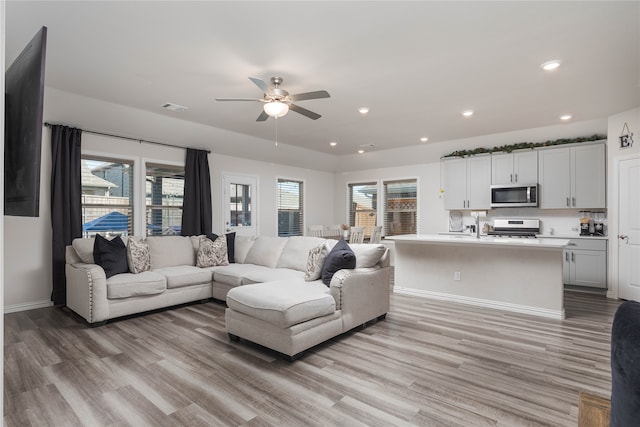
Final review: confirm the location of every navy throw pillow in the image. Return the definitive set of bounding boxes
[93,234,129,278]
[207,232,236,263]
[321,238,356,286]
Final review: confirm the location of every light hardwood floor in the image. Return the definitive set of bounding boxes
[4,286,620,426]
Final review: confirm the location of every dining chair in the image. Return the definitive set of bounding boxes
[308,225,324,237]
[369,225,383,243]
[349,226,365,244]
[326,225,343,239]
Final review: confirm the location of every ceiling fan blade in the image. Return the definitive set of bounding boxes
[249,77,269,93]
[256,111,269,121]
[289,90,330,102]
[289,104,321,120]
[215,98,262,102]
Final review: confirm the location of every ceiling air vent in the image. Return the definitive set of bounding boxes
[162,103,188,112]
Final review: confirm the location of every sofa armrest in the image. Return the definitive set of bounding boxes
[330,265,391,331]
[66,262,109,324]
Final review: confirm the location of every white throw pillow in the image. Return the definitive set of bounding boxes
[233,235,256,264]
[349,243,386,268]
[127,237,151,274]
[196,236,229,268]
[305,241,330,281]
[244,236,288,268]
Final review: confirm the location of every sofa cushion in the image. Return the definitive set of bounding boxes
[196,236,229,268]
[212,263,290,287]
[207,232,236,263]
[321,239,356,286]
[73,235,128,265]
[147,236,195,269]
[106,271,167,299]
[277,236,326,272]
[349,243,387,268]
[153,265,213,289]
[127,237,151,274]
[242,268,305,285]
[226,280,335,328]
[305,241,330,281]
[93,234,129,279]
[244,236,288,268]
[234,235,256,264]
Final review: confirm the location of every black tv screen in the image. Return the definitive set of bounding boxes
[4,26,47,217]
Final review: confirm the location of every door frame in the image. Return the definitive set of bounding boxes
[608,153,640,300]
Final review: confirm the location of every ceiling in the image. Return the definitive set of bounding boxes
[5,1,640,157]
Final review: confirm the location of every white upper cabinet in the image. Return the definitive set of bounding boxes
[539,143,605,209]
[443,156,491,210]
[491,151,538,185]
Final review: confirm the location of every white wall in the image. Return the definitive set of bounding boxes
[3,88,335,311]
[606,107,640,299]
[1,82,617,310]
[333,119,609,237]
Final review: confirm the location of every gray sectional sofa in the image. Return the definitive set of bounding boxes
[65,234,391,358]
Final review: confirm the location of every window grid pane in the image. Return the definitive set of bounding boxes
[277,179,303,237]
[81,157,133,238]
[348,182,377,237]
[384,179,417,236]
[146,163,184,236]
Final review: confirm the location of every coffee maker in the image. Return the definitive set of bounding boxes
[579,211,592,236]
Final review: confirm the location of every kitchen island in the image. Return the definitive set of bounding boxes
[385,234,570,319]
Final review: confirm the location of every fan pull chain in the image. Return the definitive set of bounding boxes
[274,117,279,147]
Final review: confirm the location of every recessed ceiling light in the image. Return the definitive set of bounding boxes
[358,107,370,114]
[329,141,337,146]
[420,137,429,142]
[357,149,365,154]
[560,114,572,121]
[462,110,474,117]
[541,60,561,71]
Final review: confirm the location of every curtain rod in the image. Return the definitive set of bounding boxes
[44,122,211,154]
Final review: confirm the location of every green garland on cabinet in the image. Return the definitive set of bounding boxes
[442,134,606,158]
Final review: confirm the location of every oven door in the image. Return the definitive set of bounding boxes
[490,184,537,207]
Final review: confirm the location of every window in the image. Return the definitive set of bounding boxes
[229,183,252,227]
[81,156,133,238]
[146,163,185,236]
[384,179,417,236]
[277,179,303,237]
[348,182,377,237]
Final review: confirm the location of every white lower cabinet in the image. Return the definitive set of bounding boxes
[563,239,607,289]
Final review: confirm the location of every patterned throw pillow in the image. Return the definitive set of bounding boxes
[197,235,229,268]
[305,242,329,281]
[127,237,151,274]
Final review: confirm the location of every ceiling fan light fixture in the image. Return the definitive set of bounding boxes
[263,101,289,118]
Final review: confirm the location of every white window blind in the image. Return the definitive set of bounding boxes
[348,182,377,237]
[277,179,303,237]
[146,163,185,236]
[384,179,417,236]
[81,156,133,237]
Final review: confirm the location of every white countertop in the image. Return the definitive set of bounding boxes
[386,234,569,249]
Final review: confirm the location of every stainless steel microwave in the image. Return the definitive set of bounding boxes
[490,184,538,208]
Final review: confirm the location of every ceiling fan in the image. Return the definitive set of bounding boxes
[216,76,330,121]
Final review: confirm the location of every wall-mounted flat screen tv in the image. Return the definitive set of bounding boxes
[4,26,47,217]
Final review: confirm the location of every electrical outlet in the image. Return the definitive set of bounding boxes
[454,271,461,281]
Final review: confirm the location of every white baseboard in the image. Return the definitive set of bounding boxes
[393,287,566,320]
[4,300,53,314]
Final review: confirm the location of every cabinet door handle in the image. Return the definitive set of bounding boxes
[510,173,513,183]
[565,252,569,262]
[566,197,570,207]
[514,173,518,183]
[571,252,575,262]
[572,197,576,207]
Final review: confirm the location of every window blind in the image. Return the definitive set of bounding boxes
[348,182,377,236]
[383,179,417,236]
[277,179,303,237]
[146,163,185,236]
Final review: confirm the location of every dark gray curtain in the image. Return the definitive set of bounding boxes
[50,125,82,305]
[181,148,212,236]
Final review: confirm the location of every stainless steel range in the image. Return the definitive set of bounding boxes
[489,218,540,238]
